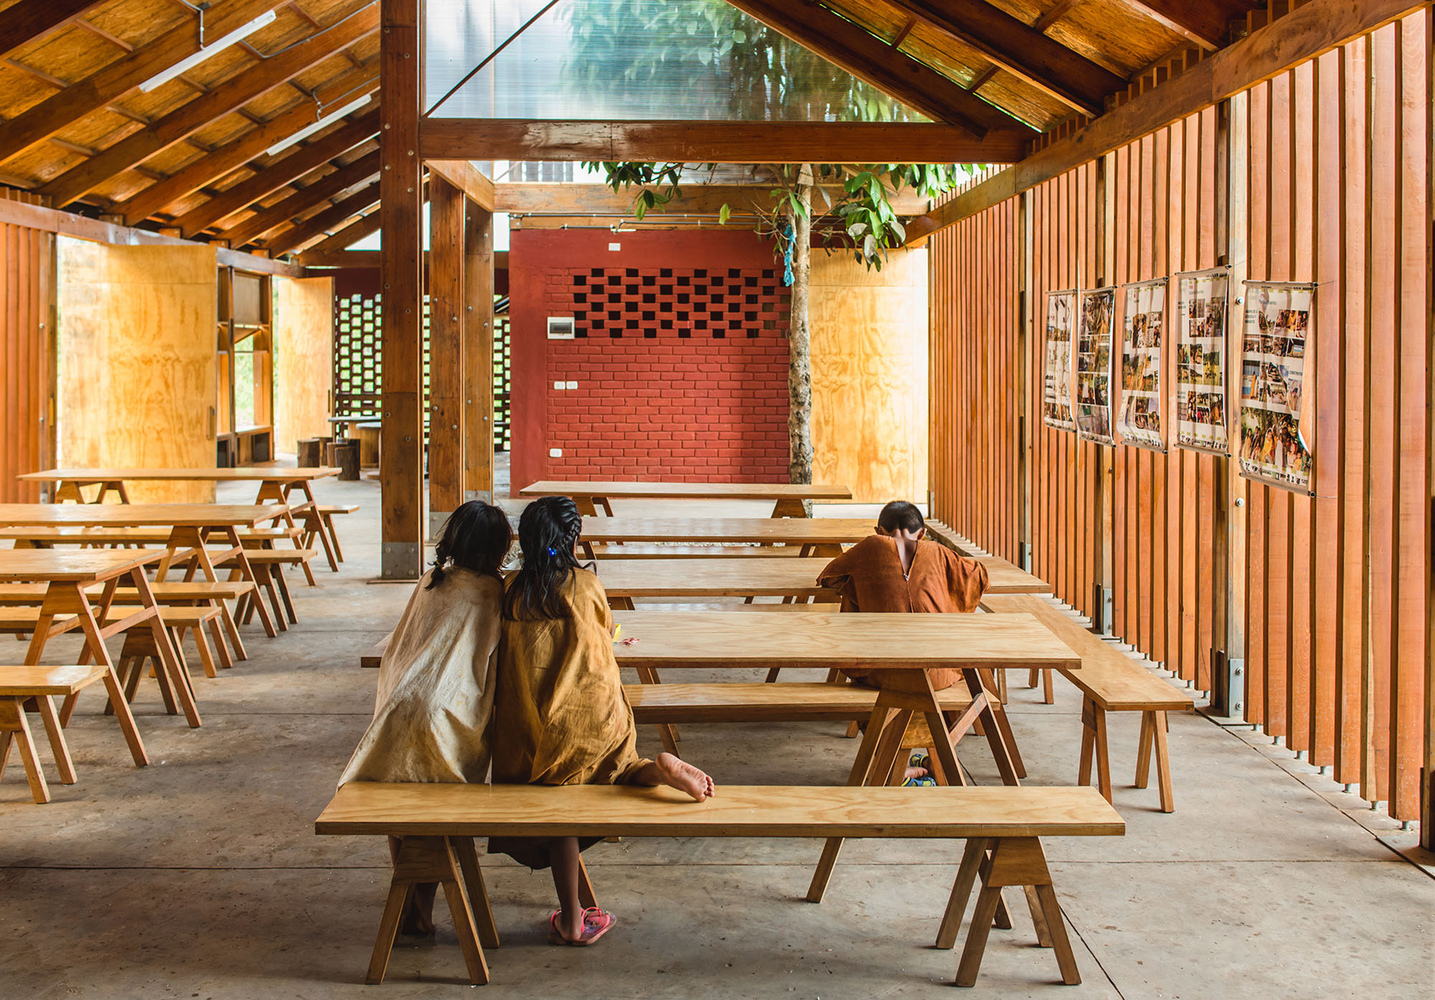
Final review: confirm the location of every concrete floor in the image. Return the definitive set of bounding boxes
[2,465,1431,999]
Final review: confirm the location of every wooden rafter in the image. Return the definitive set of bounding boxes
[0,0,105,61]
[878,0,1124,115]
[37,4,379,207]
[217,147,378,246]
[0,0,287,166]
[113,67,377,224]
[908,0,1424,238]
[302,174,426,254]
[1122,0,1242,50]
[418,119,1031,164]
[172,106,379,235]
[721,0,1024,135]
[261,175,379,255]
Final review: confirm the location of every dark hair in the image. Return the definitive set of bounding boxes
[501,495,590,620]
[426,500,513,589]
[877,500,925,534]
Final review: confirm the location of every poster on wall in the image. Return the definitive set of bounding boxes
[1116,278,1167,451]
[1075,287,1117,444]
[1173,266,1231,454]
[1043,289,1077,431]
[1238,281,1316,492]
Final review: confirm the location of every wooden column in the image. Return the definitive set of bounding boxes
[428,175,465,536]
[379,0,424,579]
[464,202,495,501]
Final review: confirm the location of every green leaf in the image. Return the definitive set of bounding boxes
[719,203,731,226]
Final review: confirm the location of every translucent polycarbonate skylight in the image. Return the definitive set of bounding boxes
[423,0,927,122]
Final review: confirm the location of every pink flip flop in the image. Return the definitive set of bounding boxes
[548,907,616,946]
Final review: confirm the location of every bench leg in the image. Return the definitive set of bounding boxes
[1149,710,1175,812]
[1135,711,1154,788]
[34,695,77,785]
[1079,698,1113,803]
[577,855,599,911]
[452,837,501,948]
[367,836,490,986]
[806,705,899,903]
[209,618,233,670]
[323,513,345,562]
[954,837,1079,988]
[1042,668,1055,704]
[0,700,50,804]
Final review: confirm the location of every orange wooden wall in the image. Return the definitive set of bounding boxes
[930,11,1430,821]
[0,193,52,503]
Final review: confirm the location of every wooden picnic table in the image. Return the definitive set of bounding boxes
[595,556,1048,608]
[519,480,853,517]
[0,549,192,773]
[0,504,290,637]
[20,468,344,574]
[611,609,1079,898]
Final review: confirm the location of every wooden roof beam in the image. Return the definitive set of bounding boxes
[908,0,1422,238]
[171,106,379,235]
[880,0,1124,115]
[37,3,379,207]
[0,0,288,165]
[260,177,381,255]
[0,0,106,61]
[1122,0,1240,50]
[301,173,427,254]
[418,119,1030,164]
[217,147,379,247]
[720,0,1026,136]
[112,67,377,224]
[495,181,930,216]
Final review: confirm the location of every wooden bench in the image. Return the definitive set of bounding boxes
[316,782,1122,987]
[313,504,358,562]
[0,665,108,803]
[981,595,1196,812]
[360,633,389,669]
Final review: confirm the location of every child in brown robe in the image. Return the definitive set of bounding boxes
[493,495,716,946]
[816,500,989,781]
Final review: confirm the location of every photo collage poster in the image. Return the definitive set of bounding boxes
[1075,287,1117,444]
[1043,290,1077,431]
[1238,281,1316,492]
[1116,278,1167,451]
[1174,267,1231,454]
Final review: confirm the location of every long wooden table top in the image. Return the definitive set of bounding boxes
[611,611,1079,672]
[522,481,853,501]
[0,504,288,528]
[595,557,1046,597]
[20,467,339,483]
[583,517,885,545]
[317,783,1124,838]
[0,548,164,582]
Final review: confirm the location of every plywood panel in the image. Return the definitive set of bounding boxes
[274,275,335,454]
[809,248,928,503]
[0,215,52,503]
[56,239,218,504]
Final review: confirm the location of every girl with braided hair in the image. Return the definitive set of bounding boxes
[491,495,715,946]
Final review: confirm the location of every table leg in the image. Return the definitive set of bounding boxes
[959,668,1022,786]
[771,498,809,518]
[30,582,148,767]
[293,481,339,571]
[260,482,316,587]
[129,567,201,727]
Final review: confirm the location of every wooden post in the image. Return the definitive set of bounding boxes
[464,202,495,502]
[428,175,465,537]
[379,0,424,580]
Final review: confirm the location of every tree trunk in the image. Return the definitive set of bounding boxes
[787,165,814,485]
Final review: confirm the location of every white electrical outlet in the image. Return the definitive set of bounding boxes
[553,381,565,390]
[565,381,578,390]
[549,448,562,458]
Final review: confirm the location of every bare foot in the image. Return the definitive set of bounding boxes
[903,765,929,781]
[654,752,716,801]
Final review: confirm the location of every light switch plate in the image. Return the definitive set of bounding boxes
[549,448,562,458]
[553,381,565,390]
[565,380,578,390]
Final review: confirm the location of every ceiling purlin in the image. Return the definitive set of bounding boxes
[36,3,379,207]
[0,0,106,61]
[0,0,290,167]
[217,145,377,246]
[876,0,1124,115]
[260,177,379,254]
[113,63,377,224]
[174,107,378,236]
[721,0,1028,136]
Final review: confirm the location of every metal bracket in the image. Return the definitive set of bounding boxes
[428,510,452,542]
[381,542,422,581]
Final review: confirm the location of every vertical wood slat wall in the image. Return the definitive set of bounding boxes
[929,11,1430,821]
[0,190,52,503]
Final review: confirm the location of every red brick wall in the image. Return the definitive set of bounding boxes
[509,229,791,494]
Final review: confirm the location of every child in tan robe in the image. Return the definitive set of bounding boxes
[816,500,989,781]
[493,495,716,947]
[338,499,513,934]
